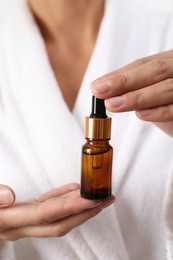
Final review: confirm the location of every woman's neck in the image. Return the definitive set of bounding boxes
[28,0,104,42]
[28,0,105,111]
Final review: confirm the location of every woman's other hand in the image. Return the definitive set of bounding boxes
[0,185,16,208]
[0,183,115,241]
[91,49,173,136]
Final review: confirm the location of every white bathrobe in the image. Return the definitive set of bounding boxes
[0,0,173,259]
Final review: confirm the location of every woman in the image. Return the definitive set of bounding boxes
[0,0,173,259]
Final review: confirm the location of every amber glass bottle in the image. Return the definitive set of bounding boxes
[80,96,113,200]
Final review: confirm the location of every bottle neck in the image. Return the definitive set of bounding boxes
[86,138,110,146]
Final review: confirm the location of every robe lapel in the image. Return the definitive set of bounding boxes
[1,0,84,192]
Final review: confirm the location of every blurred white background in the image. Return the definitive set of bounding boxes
[0,0,15,29]
[144,0,173,10]
[0,0,173,30]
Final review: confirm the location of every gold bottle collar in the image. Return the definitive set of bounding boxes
[85,117,112,140]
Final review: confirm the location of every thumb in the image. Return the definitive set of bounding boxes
[0,185,16,208]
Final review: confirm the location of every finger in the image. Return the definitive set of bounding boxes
[0,193,106,229]
[0,185,16,208]
[0,196,115,240]
[90,50,173,99]
[91,58,173,99]
[36,183,80,202]
[136,104,173,122]
[105,78,173,112]
[0,207,102,240]
[113,49,173,73]
[92,50,173,84]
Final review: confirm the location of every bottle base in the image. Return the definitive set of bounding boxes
[80,190,111,200]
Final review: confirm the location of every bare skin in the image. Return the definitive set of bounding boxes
[4,0,173,242]
[91,50,173,137]
[0,184,115,241]
[29,0,104,111]
[0,185,16,208]
[0,0,116,242]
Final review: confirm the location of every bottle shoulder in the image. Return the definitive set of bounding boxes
[82,139,113,155]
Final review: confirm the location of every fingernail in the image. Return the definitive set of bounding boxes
[88,202,103,209]
[105,96,125,107]
[91,78,111,94]
[137,109,152,116]
[0,189,14,207]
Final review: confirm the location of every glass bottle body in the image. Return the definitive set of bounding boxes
[81,139,113,200]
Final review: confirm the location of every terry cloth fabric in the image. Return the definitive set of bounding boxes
[0,0,173,259]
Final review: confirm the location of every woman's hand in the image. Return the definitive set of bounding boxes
[0,183,115,241]
[0,185,16,208]
[91,49,173,136]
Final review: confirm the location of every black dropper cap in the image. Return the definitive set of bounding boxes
[90,96,107,118]
[85,96,111,139]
